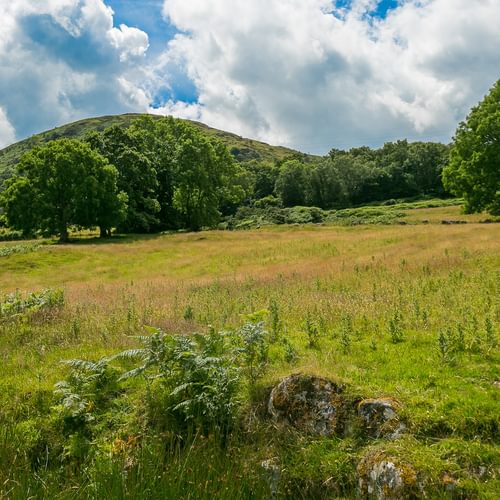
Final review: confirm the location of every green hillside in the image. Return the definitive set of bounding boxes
[0,114,309,185]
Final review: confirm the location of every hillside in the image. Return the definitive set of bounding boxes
[0,114,311,184]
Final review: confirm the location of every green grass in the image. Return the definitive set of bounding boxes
[0,210,498,497]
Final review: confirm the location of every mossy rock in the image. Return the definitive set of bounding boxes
[357,398,405,439]
[268,374,346,436]
[357,449,420,499]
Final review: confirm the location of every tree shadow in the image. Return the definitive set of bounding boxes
[59,232,174,246]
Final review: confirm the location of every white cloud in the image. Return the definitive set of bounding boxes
[1,0,499,153]
[0,0,150,145]
[0,107,16,148]
[155,0,500,152]
[108,24,149,62]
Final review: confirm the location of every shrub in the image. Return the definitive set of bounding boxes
[116,327,241,435]
[0,288,64,320]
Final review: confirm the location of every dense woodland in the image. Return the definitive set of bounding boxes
[0,115,451,241]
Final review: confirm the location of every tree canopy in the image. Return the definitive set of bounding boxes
[443,79,500,215]
[1,139,125,242]
[0,114,459,239]
[85,117,247,232]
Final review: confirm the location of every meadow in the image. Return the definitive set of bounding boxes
[0,206,498,498]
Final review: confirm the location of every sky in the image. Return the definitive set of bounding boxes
[0,0,499,153]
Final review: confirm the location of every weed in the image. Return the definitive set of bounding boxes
[238,321,269,384]
[183,304,195,321]
[389,310,405,343]
[282,337,299,364]
[485,317,496,351]
[339,316,352,354]
[268,299,282,342]
[437,329,454,363]
[304,313,320,348]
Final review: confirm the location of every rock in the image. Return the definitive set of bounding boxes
[357,398,405,439]
[268,374,346,436]
[261,457,281,497]
[357,450,418,499]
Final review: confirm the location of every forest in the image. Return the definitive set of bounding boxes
[0,115,451,241]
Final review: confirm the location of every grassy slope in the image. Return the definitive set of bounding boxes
[0,205,498,497]
[0,114,308,184]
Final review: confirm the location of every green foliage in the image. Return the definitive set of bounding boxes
[225,198,461,229]
[0,242,39,257]
[443,79,500,214]
[237,321,270,384]
[54,358,119,438]
[339,314,353,354]
[275,159,309,207]
[183,304,194,321]
[304,313,320,348]
[0,228,24,241]
[389,310,405,344]
[1,139,125,241]
[0,288,64,320]
[172,123,246,230]
[85,117,247,233]
[282,337,299,364]
[0,113,302,188]
[116,327,241,434]
[268,298,283,342]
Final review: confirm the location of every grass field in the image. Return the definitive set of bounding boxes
[0,207,498,498]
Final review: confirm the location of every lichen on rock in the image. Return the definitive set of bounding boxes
[357,450,418,499]
[268,374,346,436]
[357,398,405,439]
[261,457,281,497]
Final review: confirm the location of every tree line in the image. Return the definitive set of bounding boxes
[0,117,248,241]
[0,78,497,241]
[249,140,449,210]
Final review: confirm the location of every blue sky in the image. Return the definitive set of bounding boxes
[0,0,499,153]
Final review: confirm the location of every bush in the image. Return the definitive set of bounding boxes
[0,288,64,320]
[116,327,241,435]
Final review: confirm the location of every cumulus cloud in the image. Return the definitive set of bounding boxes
[154,0,500,152]
[0,107,16,148]
[1,0,499,153]
[0,0,150,145]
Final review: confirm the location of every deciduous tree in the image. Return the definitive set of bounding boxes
[443,80,500,214]
[1,139,125,242]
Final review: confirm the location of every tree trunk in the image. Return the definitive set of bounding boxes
[99,227,113,238]
[59,226,69,243]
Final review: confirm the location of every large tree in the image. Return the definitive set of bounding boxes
[443,80,500,214]
[1,139,125,242]
[172,123,245,231]
[86,126,161,233]
[274,160,309,207]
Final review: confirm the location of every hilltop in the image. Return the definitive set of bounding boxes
[0,113,312,184]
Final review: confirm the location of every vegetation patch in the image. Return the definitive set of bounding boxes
[0,242,40,257]
[0,288,64,321]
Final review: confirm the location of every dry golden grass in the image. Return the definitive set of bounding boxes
[1,223,497,296]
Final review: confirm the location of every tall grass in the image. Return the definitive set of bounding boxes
[0,215,498,497]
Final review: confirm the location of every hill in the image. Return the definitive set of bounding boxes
[0,113,312,185]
